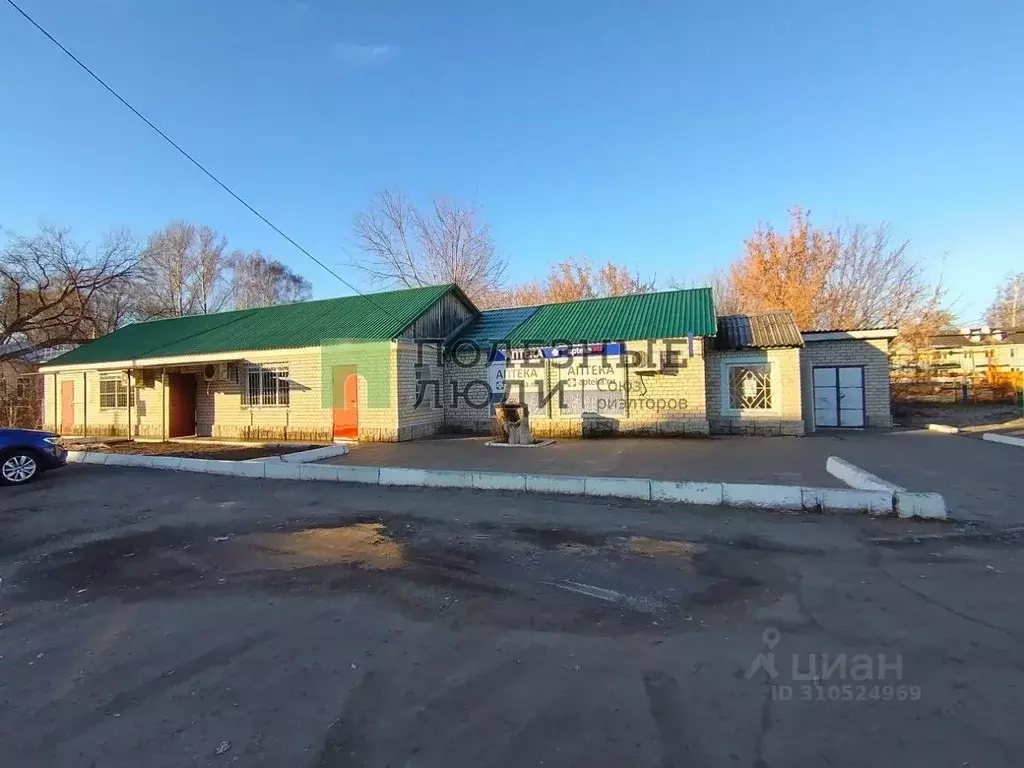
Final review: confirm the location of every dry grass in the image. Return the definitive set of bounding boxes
[63,440,321,461]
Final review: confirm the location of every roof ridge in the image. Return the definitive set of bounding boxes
[122,283,453,328]
[718,310,795,319]
[491,286,711,312]
[43,283,458,367]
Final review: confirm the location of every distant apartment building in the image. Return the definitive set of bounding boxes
[923,326,1024,376]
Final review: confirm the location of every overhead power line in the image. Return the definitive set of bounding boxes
[3,0,403,324]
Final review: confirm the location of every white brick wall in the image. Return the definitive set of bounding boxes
[395,341,445,441]
[196,350,334,442]
[706,347,805,436]
[42,370,164,437]
[443,338,711,437]
[800,338,892,430]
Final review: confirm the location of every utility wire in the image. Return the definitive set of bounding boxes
[3,0,405,325]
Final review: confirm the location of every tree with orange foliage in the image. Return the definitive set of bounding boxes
[482,257,654,308]
[724,208,949,335]
[728,209,837,329]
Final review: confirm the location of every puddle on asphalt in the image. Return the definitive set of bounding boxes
[232,524,405,571]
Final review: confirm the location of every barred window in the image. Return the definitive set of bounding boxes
[99,374,132,409]
[243,364,290,407]
[728,364,772,410]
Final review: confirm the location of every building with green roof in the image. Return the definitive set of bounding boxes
[39,283,896,441]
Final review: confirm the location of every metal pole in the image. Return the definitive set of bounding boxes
[52,373,58,433]
[83,371,88,438]
[162,368,167,442]
[127,368,133,441]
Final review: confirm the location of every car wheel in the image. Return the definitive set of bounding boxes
[0,450,40,486]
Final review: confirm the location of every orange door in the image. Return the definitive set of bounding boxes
[60,381,75,434]
[332,368,358,439]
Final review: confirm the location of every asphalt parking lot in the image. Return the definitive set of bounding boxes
[814,429,1024,525]
[326,430,1024,524]
[325,434,841,486]
[2,465,1024,767]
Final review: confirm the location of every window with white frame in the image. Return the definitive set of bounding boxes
[243,364,290,407]
[727,363,773,410]
[98,374,133,409]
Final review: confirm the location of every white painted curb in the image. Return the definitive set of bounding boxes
[826,456,904,492]
[894,492,947,520]
[472,471,527,491]
[584,476,652,500]
[926,423,960,434]
[484,439,556,448]
[650,480,724,506]
[982,432,1024,449]
[722,483,803,510]
[525,474,586,495]
[802,487,893,516]
[64,452,948,519]
[379,467,474,489]
[247,444,350,463]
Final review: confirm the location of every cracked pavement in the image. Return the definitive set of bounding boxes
[2,464,1022,766]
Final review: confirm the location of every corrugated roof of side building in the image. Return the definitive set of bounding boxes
[453,307,540,346]
[715,312,803,350]
[45,284,457,367]
[505,288,717,345]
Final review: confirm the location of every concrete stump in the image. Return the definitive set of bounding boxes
[493,403,533,445]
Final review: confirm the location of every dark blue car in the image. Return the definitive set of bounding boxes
[0,428,68,486]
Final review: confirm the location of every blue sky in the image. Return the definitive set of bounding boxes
[1,0,1021,323]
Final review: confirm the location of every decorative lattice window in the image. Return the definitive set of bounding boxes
[728,364,772,410]
[99,374,133,409]
[243,364,290,407]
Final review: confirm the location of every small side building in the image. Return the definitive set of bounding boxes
[706,312,806,436]
[800,328,898,431]
[704,313,898,434]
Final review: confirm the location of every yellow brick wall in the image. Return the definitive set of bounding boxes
[352,343,400,442]
[394,341,444,441]
[42,370,164,438]
[800,338,892,429]
[443,338,710,437]
[194,350,334,442]
[706,348,805,436]
[443,350,496,435]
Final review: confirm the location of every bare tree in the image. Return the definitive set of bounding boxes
[136,221,230,319]
[228,250,312,309]
[1,225,139,362]
[351,189,506,302]
[986,273,1024,328]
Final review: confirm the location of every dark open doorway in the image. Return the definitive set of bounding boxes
[167,373,197,437]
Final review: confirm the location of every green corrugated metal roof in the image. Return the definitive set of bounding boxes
[45,284,455,367]
[505,288,717,345]
[453,307,540,345]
